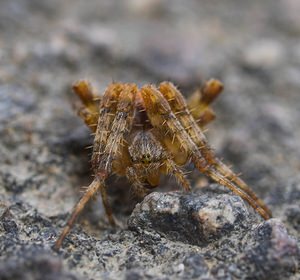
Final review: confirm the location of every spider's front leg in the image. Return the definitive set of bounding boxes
[141,85,271,220]
[54,83,136,250]
[161,158,191,192]
[159,82,272,219]
[54,179,106,250]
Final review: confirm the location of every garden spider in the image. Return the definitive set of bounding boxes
[54,79,271,250]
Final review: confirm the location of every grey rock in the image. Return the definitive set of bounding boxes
[128,191,300,279]
[0,250,77,280]
[239,219,299,280]
[285,206,300,232]
[128,189,257,246]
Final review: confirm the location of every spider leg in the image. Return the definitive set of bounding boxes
[95,84,137,176]
[91,83,125,172]
[54,84,136,250]
[141,85,271,220]
[73,80,101,131]
[151,129,189,166]
[54,84,121,249]
[54,179,103,250]
[187,79,223,127]
[213,158,272,217]
[159,82,272,218]
[141,84,209,168]
[99,180,115,225]
[202,168,270,219]
[76,107,99,132]
[90,84,136,226]
[126,167,149,198]
[73,80,101,107]
[193,107,216,128]
[161,158,191,191]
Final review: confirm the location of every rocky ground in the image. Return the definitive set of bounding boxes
[0,0,300,279]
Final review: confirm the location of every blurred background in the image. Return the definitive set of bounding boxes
[0,0,300,277]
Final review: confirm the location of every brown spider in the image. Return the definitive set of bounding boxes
[54,79,272,250]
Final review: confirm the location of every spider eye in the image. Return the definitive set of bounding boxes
[142,153,151,164]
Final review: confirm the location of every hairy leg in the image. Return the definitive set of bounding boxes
[126,167,149,198]
[159,82,271,218]
[73,80,101,131]
[96,84,137,175]
[73,80,101,108]
[54,84,122,249]
[54,179,103,250]
[91,83,124,172]
[162,158,191,191]
[55,84,136,250]
[99,181,115,226]
[91,84,136,225]
[151,129,189,166]
[186,79,223,127]
[141,85,271,220]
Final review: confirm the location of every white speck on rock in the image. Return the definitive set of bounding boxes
[198,198,236,234]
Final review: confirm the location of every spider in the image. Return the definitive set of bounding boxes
[54,79,272,250]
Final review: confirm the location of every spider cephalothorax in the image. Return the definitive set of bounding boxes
[54,79,272,250]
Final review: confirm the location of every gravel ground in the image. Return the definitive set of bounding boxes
[0,0,300,279]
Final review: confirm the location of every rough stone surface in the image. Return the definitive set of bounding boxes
[1,0,300,279]
[239,219,299,280]
[128,188,258,246]
[0,251,77,280]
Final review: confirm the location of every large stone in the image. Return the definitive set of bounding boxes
[128,189,258,246]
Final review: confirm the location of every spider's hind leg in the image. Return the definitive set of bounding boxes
[73,80,101,131]
[73,80,101,108]
[187,79,223,127]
